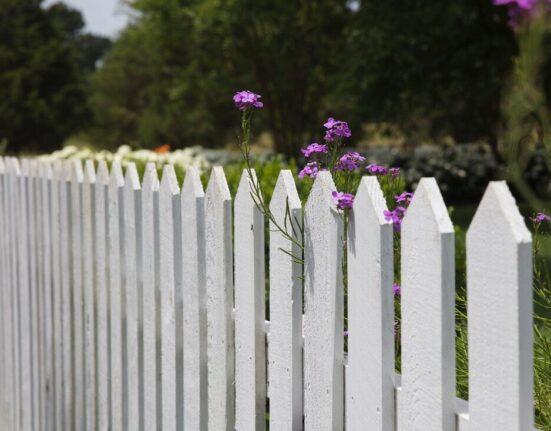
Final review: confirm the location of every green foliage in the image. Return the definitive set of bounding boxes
[0,0,110,154]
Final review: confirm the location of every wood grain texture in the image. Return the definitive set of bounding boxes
[181,167,208,431]
[268,170,303,431]
[303,171,344,431]
[399,177,455,431]
[205,167,235,431]
[234,169,266,431]
[346,176,394,431]
[467,181,533,431]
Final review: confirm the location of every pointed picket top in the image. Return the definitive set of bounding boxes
[468,181,531,244]
[235,168,261,208]
[399,177,455,431]
[160,164,180,196]
[109,161,124,188]
[84,160,96,185]
[347,176,394,431]
[70,159,84,183]
[467,181,533,430]
[269,169,301,214]
[124,162,141,192]
[206,166,231,202]
[305,170,338,213]
[182,166,204,198]
[403,177,453,234]
[96,160,109,186]
[142,162,159,192]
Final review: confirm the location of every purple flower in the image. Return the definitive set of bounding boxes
[366,164,388,175]
[394,192,414,204]
[384,206,407,232]
[393,282,401,297]
[335,152,366,171]
[332,191,355,210]
[323,117,352,142]
[233,90,263,110]
[389,167,400,177]
[301,143,328,158]
[298,162,320,179]
[494,0,537,9]
[531,212,551,223]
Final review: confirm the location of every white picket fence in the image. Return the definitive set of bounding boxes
[0,156,536,431]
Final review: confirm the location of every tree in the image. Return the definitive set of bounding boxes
[0,0,110,153]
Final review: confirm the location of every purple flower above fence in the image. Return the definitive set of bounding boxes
[366,164,388,175]
[323,117,352,142]
[301,143,328,158]
[394,192,414,204]
[335,152,366,171]
[233,90,264,110]
[332,191,355,210]
[531,212,551,223]
[298,161,320,179]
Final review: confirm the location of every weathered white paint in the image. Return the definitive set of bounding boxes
[205,167,235,431]
[303,171,344,431]
[124,163,142,431]
[82,160,96,431]
[346,176,394,430]
[234,169,266,431]
[95,160,110,431]
[268,170,303,431]
[141,163,160,431]
[51,160,64,431]
[181,166,208,431]
[159,165,180,431]
[467,181,533,431]
[19,159,33,431]
[70,160,85,430]
[108,161,125,431]
[400,178,455,431]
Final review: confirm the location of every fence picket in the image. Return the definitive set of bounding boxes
[399,177,455,430]
[159,165,181,431]
[268,170,303,431]
[235,169,266,431]
[141,163,160,431]
[82,160,96,431]
[124,163,142,431]
[304,171,344,431]
[95,161,110,430]
[108,161,125,431]
[467,181,533,430]
[39,161,55,431]
[205,166,235,431]
[70,160,85,430]
[0,157,9,429]
[181,166,208,431]
[346,176,394,430]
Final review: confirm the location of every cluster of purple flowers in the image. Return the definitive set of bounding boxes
[298,161,320,179]
[366,164,400,177]
[233,90,263,110]
[301,143,328,158]
[323,117,352,142]
[383,191,414,232]
[331,191,355,210]
[531,212,551,223]
[336,152,365,171]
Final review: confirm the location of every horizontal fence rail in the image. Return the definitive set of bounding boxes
[0,157,536,431]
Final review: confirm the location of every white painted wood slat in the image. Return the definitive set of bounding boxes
[82,161,96,431]
[303,171,344,431]
[108,161,125,431]
[399,177,455,431]
[95,161,110,431]
[124,163,142,431]
[467,181,533,431]
[205,166,235,431]
[181,166,208,431]
[141,163,160,431]
[346,176,395,431]
[159,165,181,431]
[268,170,303,431]
[235,169,266,431]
